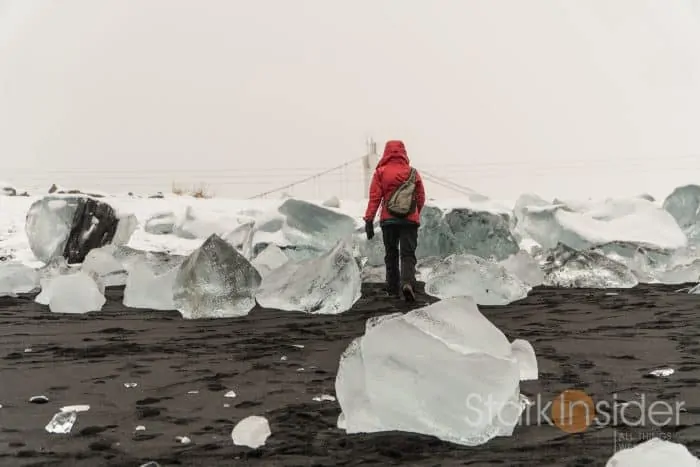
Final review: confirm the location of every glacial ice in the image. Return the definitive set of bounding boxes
[43,271,106,314]
[173,206,247,240]
[231,415,271,448]
[223,221,255,259]
[256,240,361,314]
[498,251,544,287]
[593,242,672,283]
[245,199,358,261]
[25,196,132,264]
[172,234,261,318]
[663,184,700,243]
[123,261,178,310]
[335,297,537,446]
[81,247,127,287]
[45,410,78,434]
[416,204,519,260]
[423,254,530,305]
[277,198,357,251]
[113,212,138,245]
[605,437,700,466]
[0,262,39,296]
[25,197,77,263]
[515,195,687,251]
[144,211,176,235]
[251,243,289,278]
[543,244,639,288]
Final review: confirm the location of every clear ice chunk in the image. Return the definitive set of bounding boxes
[44,271,106,314]
[498,251,544,287]
[335,297,536,446]
[663,184,700,243]
[231,415,271,448]
[81,247,127,287]
[144,211,176,235]
[251,244,289,278]
[256,240,361,314]
[0,262,39,296]
[123,260,178,310]
[172,234,261,319]
[424,254,530,305]
[45,410,77,434]
[543,244,638,288]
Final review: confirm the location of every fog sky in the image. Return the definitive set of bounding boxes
[1,0,700,201]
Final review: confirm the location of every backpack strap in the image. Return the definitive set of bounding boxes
[407,167,416,182]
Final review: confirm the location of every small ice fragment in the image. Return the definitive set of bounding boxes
[45,410,77,434]
[297,368,305,372]
[337,413,347,429]
[135,425,146,431]
[224,390,236,398]
[187,390,199,395]
[231,415,271,448]
[224,403,230,408]
[649,368,674,377]
[24,348,32,353]
[29,395,49,404]
[605,292,619,296]
[291,344,304,349]
[176,436,191,444]
[0,404,3,409]
[124,382,138,388]
[280,355,288,361]
[139,462,161,467]
[61,404,90,413]
[312,394,336,402]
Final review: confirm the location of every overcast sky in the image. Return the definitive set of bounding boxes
[1,0,700,201]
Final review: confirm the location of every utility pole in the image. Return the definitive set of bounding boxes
[362,137,379,198]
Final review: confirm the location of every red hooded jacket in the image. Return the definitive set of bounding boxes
[363,140,426,225]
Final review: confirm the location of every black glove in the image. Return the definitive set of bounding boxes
[364,219,375,240]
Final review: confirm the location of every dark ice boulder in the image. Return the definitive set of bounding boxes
[353,203,519,265]
[172,234,262,319]
[416,205,519,260]
[25,196,133,264]
[542,243,638,288]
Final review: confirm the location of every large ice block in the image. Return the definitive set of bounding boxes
[335,297,537,446]
[256,239,361,314]
[424,254,530,305]
[172,234,261,318]
[25,196,133,264]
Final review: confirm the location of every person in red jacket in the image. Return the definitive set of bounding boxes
[363,140,426,301]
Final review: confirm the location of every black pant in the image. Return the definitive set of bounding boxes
[381,223,418,294]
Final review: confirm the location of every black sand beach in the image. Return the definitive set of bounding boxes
[2,283,700,466]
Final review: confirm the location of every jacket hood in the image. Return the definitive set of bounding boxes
[377,140,409,167]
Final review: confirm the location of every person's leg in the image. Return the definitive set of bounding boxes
[381,224,401,296]
[399,224,419,301]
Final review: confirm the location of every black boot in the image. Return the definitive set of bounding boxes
[402,283,416,302]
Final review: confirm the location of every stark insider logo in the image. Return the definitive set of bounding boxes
[464,389,685,433]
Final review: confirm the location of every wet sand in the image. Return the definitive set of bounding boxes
[1,283,700,466]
